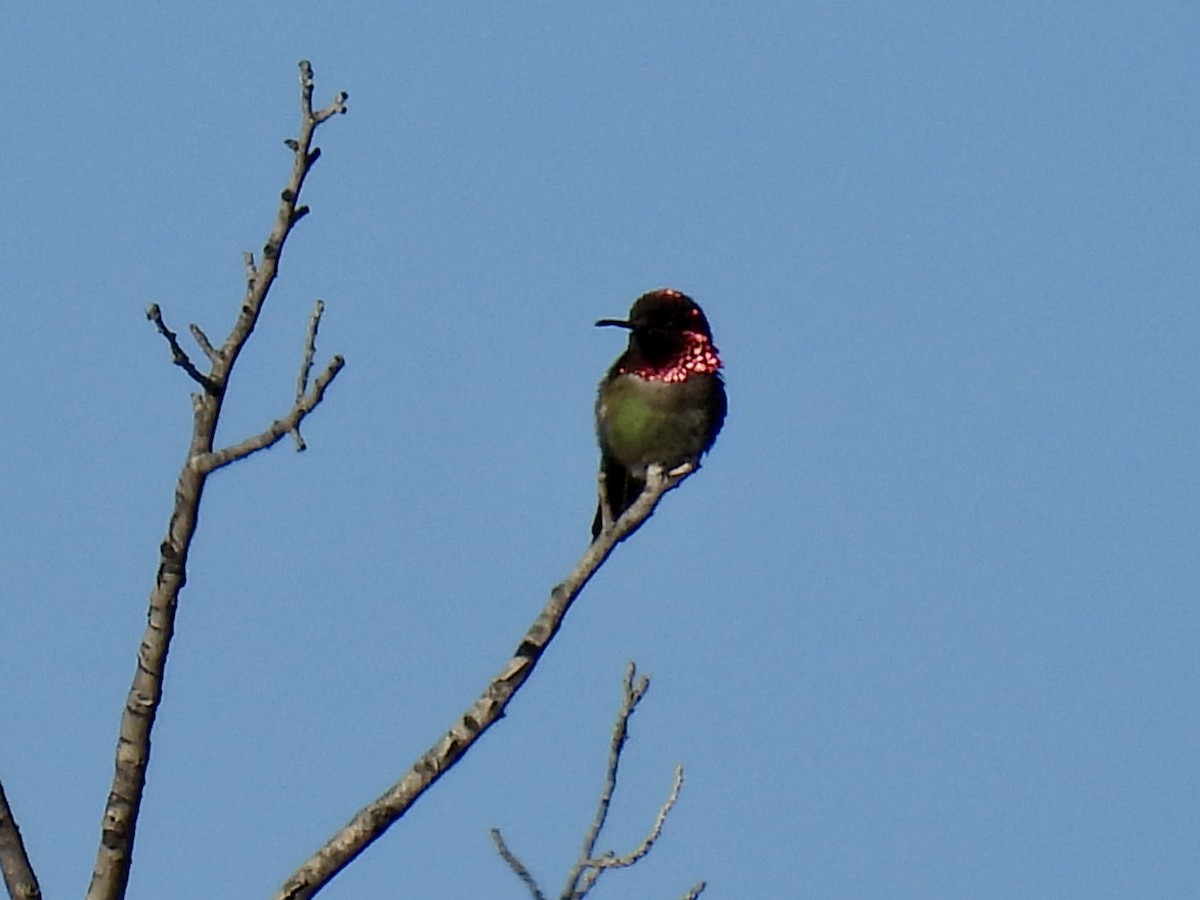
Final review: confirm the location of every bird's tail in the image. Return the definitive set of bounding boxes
[591,457,645,540]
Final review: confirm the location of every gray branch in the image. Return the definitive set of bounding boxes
[575,764,684,893]
[0,780,41,900]
[195,354,344,472]
[84,60,347,900]
[292,299,327,449]
[146,303,217,393]
[189,323,220,363]
[562,661,650,896]
[272,464,696,900]
[495,659,700,900]
[490,829,546,900]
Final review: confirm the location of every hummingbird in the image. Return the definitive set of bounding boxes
[592,289,727,539]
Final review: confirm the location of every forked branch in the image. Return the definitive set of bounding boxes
[146,304,217,393]
[84,61,347,900]
[493,662,702,900]
[196,301,344,471]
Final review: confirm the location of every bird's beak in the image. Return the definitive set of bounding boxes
[595,318,632,329]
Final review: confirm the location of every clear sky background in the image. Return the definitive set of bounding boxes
[2,3,1197,898]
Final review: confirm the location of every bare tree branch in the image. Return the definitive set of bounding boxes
[214,65,346,381]
[84,60,347,900]
[272,463,695,900]
[189,323,220,363]
[680,881,707,899]
[196,302,343,472]
[146,304,217,393]
[0,780,41,900]
[495,661,699,900]
[291,299,327,449]
[196,355,343,472]
[300,58,349,126]
[297,299,325,402]
[563,661,650,896]
[490,829,546,900]
[575,764,684,891]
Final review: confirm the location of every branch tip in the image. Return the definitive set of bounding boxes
[189,324,219,362]
[490,828,546,900]
[146,303,217,392]
[297,299,327,400]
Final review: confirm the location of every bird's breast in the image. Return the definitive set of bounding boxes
[595,373,722,474]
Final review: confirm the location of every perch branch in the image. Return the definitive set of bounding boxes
[272,463,695,900]
[681,881,707,899]
[0,779,41,900]
[490,829,546,900]
[85,60,347,900]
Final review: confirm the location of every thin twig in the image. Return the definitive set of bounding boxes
[189,323,220,363]
[571,766,686,898]
[272,463,695,900]
[490,829,546,900]
[582,764,685,874]
[146,304,217,392]
[681,881,707,899]
[85,60,347,900]
[491,661,699,900]
[301,59,350,125]
[0,779,41,900]
[562,662,649,897]
[196,355,344,471]
[297,299,325,400]
[290,299,327,448]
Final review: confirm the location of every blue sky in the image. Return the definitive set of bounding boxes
[2,3,1197,898]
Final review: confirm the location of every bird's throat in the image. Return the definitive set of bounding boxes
[619,333,722,383]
